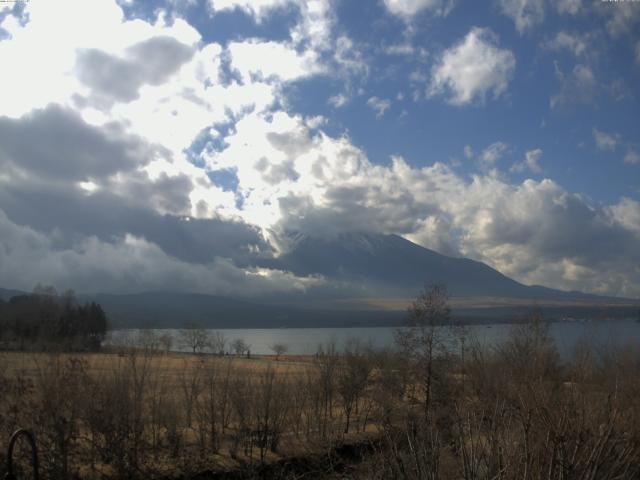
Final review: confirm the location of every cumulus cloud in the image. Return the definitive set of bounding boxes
[610,198,640,234]
[366,96,392,118]
[0,0,202,118]
[511,148,543,174]
[0,107,271,264]
[0,0,638,301]
[0,105,157,181]
[593,128,620,151]
[429,27,516,106]
[382,0,454,19]
[3,101,640,298]
[208,0,293,21]
[0,209,321,296]
[209,0,336,58]
[290,0,335,52]
[0,104,322,296]
[228,40,323,83]
[452,178,640,297]
[202,110,640,296]
[497,0,544,34]
[76,36,195,107]
[213,0,363,92]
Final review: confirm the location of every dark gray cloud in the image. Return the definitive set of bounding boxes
[0,208,316,296]
[0,104,272,268]
[0,178,270,265]
[75,35,195,106]
[0,105,156,181]
[479,189,639,265]
[267,130,314,158]
[255,156,299,184]
[277,185,435,239]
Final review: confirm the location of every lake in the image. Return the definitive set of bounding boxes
[107,318,640,357]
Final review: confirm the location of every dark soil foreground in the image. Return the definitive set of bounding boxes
[170,441,377,480]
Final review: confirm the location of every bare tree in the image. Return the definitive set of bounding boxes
[135,329,161,353]
[158,333,173,353]
[178,323,211,354]
[337,340,372,433]
[210,331,226,355]
[270,342,288,360]
[395,283,451,420]
[498,308,559,383]
[231,338,248,356]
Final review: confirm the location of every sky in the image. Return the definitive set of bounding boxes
[0,0,639,298]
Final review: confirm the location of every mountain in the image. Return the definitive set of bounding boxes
[260,232,621,302]
[1,233,636,328]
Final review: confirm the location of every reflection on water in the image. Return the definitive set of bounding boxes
[106,319,640,357]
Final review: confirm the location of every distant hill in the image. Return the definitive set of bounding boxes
[0,287,25,301]
[83,292,405,328]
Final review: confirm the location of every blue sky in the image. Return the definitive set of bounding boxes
[0,0,638,298]
[123,0,640,203]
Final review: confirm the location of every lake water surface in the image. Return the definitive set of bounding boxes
[108,319,640,357]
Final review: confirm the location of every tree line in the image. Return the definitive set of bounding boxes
[0,285,108,350]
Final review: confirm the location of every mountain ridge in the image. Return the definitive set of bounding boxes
[1,232,637,327]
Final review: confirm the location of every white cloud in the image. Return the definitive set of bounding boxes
[429,27,516,106]
[624,150,640,165]
[601,2,640,37]
[366,96,392,118]
[228,39,323,83]
[333,35,368,78]
[208,0,294,22]
[593,128,620,151]
[305,115,327,129]
[555,0,582,16]
[206,111,640,294]
[290,0,335,52]
[328,93,349,108]
[210,0,338,66]
[544,31,590,57]
[463,145,474,159]
[204,112,640,296]
[550,63,596,108]
[511,148,543,174]
[382,0,454,19]
[610,198,640,235]
[384,43,415,56]
[497,0,544,34]
[480,142,508,168]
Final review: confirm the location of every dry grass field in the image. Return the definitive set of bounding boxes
[2,316,640,479]
[0,346,380,479]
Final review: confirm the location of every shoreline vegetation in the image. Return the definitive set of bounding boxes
[0,286,640,479]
